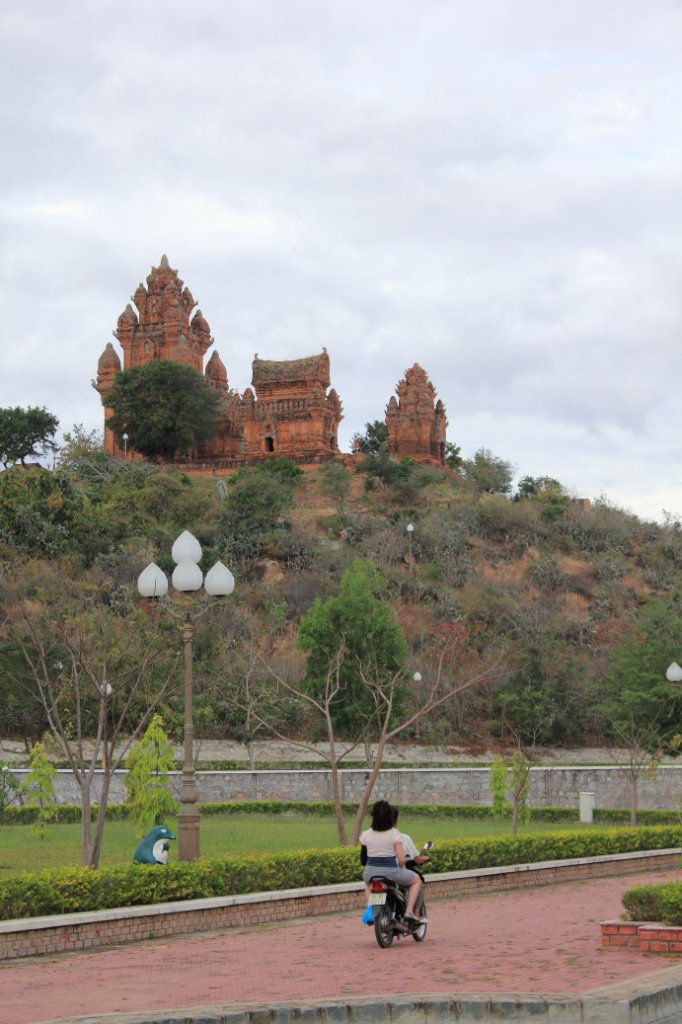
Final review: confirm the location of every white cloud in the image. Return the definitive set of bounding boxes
[1,0,681,521]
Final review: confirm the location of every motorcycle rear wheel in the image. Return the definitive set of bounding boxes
[374,905,394,948]
[412,897,427,942]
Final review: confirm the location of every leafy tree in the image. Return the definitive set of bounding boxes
[444,441,463,470]
[461,448,514,494]
[320,462,352,513]
[0,406,59,468]
[489,756,510,819]
[0,467,89,558]
[19,742,58,836]
[597,600,682,751]
[55,424,104,474]
[214,463,299,563]
[296,560,408,736]
[0,762,20,816]
[352,420,388,456]
[124,714,178,837]
[508,750,532,834]
[514,475,570,521]
[515,475,565,501]
[105,360,220,462]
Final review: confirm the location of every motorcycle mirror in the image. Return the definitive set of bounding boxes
[423,840,434,852]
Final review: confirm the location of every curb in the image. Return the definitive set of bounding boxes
[30,969,682,1024]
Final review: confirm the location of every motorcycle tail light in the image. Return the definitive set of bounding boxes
[370,880,386,892]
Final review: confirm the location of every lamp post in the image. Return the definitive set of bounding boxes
[122,433,129,461]
[138,530,235,861]
[406,522,415,569]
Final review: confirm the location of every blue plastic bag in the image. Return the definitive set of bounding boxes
[362,904,374,925]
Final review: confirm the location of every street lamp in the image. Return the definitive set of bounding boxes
[406,522,415,568]
[138,530,235,861]
[122,433,129,461]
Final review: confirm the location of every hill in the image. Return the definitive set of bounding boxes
[1,453,682,753]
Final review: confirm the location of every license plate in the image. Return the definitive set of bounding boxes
[370,892,386,905]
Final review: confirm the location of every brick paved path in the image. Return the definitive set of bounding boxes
[2,869,679,1024]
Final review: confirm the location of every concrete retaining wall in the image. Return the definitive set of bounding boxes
[8,764,682,811]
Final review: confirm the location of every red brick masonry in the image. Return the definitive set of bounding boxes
[602,919,682,954]
[2,848,678,962]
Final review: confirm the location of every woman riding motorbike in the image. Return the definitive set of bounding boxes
[359,799,424,923]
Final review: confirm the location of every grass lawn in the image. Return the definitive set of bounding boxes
[0,812,598,875]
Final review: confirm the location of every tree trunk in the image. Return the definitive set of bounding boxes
[89,769,112,868]
[80,779,93,866]
[351,735,388,844]
[630,775,638,827]
[329,751,347,846]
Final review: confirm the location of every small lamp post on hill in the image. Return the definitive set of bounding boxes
[138,530,235,861]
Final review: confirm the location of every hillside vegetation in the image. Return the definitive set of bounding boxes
[2,450,682,755]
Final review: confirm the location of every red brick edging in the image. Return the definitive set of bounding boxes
[1,848,679,961]
[601,919,682,954]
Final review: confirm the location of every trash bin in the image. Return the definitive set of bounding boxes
[579,791,595,824]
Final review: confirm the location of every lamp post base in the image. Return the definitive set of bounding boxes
[177,803,200,862]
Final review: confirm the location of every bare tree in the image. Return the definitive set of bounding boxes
[2,591,179,867]
[349,643,501,843]
[230,636,501,846]
[602,717,661,826]
[228,647,366,845]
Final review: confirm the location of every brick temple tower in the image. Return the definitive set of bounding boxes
[385,363,448,465]
[96,256,344,465]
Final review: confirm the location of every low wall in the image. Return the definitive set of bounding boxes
[8,764,682,811]
[1,849,678,962]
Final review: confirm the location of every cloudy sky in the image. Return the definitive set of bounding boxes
[1,0,681,521]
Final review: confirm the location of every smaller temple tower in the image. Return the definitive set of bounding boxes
[240,352,343,459]
[385,364,447,465]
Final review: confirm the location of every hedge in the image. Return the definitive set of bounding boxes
[622,880,682,925]
[1,824,680,921]
[2,799,679,827]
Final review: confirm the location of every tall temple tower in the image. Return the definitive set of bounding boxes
[95,256,344,464]
[385,364,448,465]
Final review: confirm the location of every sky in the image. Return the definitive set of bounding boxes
[1,0,681,522]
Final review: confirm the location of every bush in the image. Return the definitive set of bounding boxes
[1,824,680,921]
[622,882,682,925]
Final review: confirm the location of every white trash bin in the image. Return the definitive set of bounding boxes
[579,791,595,824]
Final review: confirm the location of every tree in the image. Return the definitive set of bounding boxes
[320,462,352,513]
[489,756,510,820]
[105,360,221,462]
[352,420,388,456]
[596,600,682,825]
[0,406,59,468]
[0,466,89,559]
[508,749,532,834]
[214,462,300,563]
[55,424,105,474]
[0,762,20,816]
[19,742,58,837]
[296,560,408,737]
[124,714,179,837]
[1,570,180,867]
[461,448,514,494]
[597,600,682,751]
[240,631,499,846]
[444,441,463,470]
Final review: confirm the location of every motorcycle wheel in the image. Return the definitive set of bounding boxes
[373,904,394,948]
[412,897,427,942]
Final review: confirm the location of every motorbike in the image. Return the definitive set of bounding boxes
[367,841,433,948]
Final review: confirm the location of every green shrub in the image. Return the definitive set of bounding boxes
[1,824,680,921]
[622,881,682,925]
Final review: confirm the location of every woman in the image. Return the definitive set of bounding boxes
[360,799,423,922]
